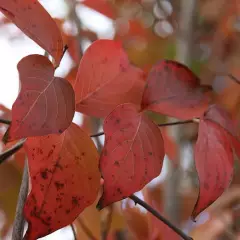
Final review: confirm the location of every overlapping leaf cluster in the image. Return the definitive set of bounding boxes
[0,0,239,239]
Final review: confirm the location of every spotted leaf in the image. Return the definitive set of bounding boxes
[23,123,100,239]
[141,60,210,119]
[98,103,165,208]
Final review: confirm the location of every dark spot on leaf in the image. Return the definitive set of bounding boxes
[114,161,120,166]
[40,170,48,179]
[66,209,70,214]
[54,181,64,191]
[72,196,79,206]
[48,149,54,158]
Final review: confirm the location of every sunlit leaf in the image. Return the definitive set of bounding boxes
[74,40,145,118]
[0,0,64,66]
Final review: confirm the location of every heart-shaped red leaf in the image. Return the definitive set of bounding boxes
[0,0,63,66]
[98,103,165,208]
[141,60,210,119]
[192,119,234,219]
[24,123,100,239]
[4,55,75,142]
[74,40,145,118]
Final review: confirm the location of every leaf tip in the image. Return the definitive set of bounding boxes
[2,128,10,144]
[96,198,104,210]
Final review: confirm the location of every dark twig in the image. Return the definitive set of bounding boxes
[70,224,77,240]
[129,195,193,240]
[12,160,29,240]
[228,74,240,85]
[158,118,199,127]
[0,118,11,125]
[90,118,199,138]
[0,138,26,165]
[77,218,97,240]
[90,131,105,138]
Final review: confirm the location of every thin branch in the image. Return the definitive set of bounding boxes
[90,118,199,138]
[158,118,199,127]
[70,224,77,240]
[77,218,98,240]
[0,139,26,165]
[12,160,29,240]
[129,195,193,240]
[0,118,11,125]
[90,132,105,138]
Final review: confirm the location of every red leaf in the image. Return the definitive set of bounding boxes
[192,119,234,218]
[202,104,240,163]
[74,39,146,118]
[141,60,210,119]
[81,0,116,19]
[24,123,100,239]
[4,55,75,142]
[203,104,239,137]
[0,0,63,66]
[98,103,165,208]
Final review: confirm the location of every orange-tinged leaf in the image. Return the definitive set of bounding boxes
[23,123,100,239]
[0,0,63,66]
[4,55,75,142]
[74,40,146,118]
[192,119,234,218]
[98,103,165,208]
[141,60,210,119]
[75,202,125,240]
[123,199,149,240]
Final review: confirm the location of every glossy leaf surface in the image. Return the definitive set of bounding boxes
[74,40,145,118]
[5,55,75,142]
[98,103,165,208]
[24,123,100,239]
[0,0,63,66]
[141,60,210,119]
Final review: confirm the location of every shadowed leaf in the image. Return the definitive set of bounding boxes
[192,119,234,218]
[141,60,210,119]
